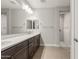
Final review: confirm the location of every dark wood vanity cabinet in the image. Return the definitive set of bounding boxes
[28,34,40,59]
[33,35,40,53]
[1,40,29,59]
[1,34,40,59]
[28,38,34,59]
[35,35,40,49]
[12,47,28,59]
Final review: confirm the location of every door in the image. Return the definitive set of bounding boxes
[64,12,71,47]
[59,14,64,46]
[59,12,71,47]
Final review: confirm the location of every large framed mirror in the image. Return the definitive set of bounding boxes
[1,0,39,39]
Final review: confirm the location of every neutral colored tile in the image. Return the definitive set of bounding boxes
[33,46,70,59]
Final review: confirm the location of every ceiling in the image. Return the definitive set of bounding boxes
[1,0,22,9]
[27,0,70,8]
[1,0,70,9]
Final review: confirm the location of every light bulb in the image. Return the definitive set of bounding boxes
[22,2,33,14]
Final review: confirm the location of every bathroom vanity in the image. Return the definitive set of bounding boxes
[1,0,40,59]
[1,34,40,59]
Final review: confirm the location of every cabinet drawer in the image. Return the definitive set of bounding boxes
[35,34,40,39]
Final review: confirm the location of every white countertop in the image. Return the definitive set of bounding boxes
[1,32,40,51]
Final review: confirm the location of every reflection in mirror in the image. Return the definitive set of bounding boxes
[1,8,28,35]
[33,20,39,29]
[26,20,39,29]
[27,20,32,29]
[1,12,7,35]
[1,0,33,35]
[1,0,39,36]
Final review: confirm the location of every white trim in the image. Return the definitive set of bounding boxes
[70,0,75,59]
[40,44,59,47]
[40,44,70,47]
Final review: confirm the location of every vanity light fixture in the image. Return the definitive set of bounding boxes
[10,0,33,14]
[22,2,33,14]
[10,0,20,5]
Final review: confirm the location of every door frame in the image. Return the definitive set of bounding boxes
[70,0,78,59]
[70,0,75,59]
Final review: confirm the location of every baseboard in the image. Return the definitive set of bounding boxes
[59,42,70,47]
[40,44,60,47]
[60,44,70,47]
[40,44,70,47]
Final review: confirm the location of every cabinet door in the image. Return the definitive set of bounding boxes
[29,42,34,59]
[35,35,40,50]
[33,38,37,53]
[37,35,40,48]
[12,47,28,59]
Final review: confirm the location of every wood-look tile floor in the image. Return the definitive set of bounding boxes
[33,46,70,59]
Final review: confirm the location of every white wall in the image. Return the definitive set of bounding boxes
[35,8,60,46]
[34,7,71,47]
